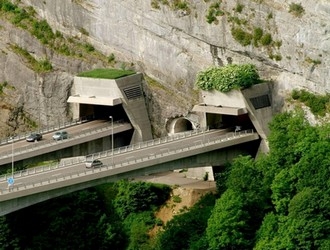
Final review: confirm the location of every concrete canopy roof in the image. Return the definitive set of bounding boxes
[192,104,248,115]
[67,95,122,106]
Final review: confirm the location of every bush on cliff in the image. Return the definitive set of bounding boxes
[195,64,260,92]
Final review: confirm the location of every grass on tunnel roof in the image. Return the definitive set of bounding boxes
[77,68,135,79]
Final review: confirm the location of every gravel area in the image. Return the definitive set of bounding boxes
[133,171,216,190]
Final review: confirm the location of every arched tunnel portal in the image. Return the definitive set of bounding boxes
[167,117,195,134]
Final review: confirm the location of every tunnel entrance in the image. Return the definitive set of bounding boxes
[167,117,194,134]
[206,113,254,131]
[79,104,129,122]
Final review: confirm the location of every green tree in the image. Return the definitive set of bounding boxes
[254,212,279,250]
[114,180,171,219]
[4,189,114,249]
[0,216,20,249]
[255,110,330,249]
[123,211,156,250]
[286,188,330,249]
[291,138,330,191]
[206,189,250,249]
[226,155,271,242]
[267,110,315,169]
[271,168,295,215]
[214,163,231,194]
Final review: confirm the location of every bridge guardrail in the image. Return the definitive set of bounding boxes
[0,115,94,146]
[0,120,126,160]
[0,129,256,195]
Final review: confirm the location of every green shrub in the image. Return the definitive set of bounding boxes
[11,8,29,24]
[270,53,282,61]
[253,27,263,41]
[305,57,321,65]
[108,53,115,63]
[299,89,310,102]
[37,59,52,72]
[195,67,216,90]
[31,19,55,44]
[289,3,304,17]
[173,195,182,203]
[274,40,282,48]
[195,64,260,93]
[58,44,71,56]
[11,45,52,72]
[151,0,161,9]
[173,1,189,11]
[83,43,95,52]
[1,1,16,12]
[0,81,7,95]
[291,89,330,116]
[308,96,328,116]
[235,3,244,13]
[267,12,273,19]
[231,27,253,46]
[206,1,223,24]
[79,27,89,36]
[253,27,263,46]
[55,30,63,38]
[260,33,272,46]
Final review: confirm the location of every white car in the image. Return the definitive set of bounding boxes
[85,159,103,168]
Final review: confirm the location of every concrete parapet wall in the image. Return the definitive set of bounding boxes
[202,90,246,108]
[73,77,122,98]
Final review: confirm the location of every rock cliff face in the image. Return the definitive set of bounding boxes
[1,0,330,136]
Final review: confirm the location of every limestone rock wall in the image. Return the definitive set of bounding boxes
[0,14,108,136]
[1,0,330,136]
[22,0,330,91]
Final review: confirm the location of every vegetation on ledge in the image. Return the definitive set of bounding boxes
[195,63,260,92]
[77,68,135,79]
[291,89,330,117]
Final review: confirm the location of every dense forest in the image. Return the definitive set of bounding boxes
[1,109,330,249]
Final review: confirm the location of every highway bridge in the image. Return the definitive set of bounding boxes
[0,128,259,216]
[0,72,275,216]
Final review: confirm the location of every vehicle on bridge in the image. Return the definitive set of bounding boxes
[85,159,103,168]
[26,133,42,142]
[52,131,68,140]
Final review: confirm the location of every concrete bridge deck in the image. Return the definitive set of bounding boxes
[0,129,259,216]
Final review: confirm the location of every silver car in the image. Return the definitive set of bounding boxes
[85,159,103,168]
[52,131,68,140]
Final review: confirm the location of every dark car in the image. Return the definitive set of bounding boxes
[85,159,103,168]
[26,133,42,142]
